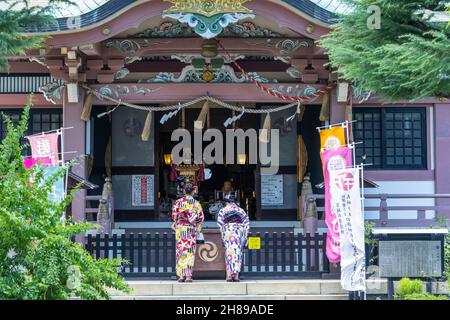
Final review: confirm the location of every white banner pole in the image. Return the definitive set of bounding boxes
[360,164,367,298]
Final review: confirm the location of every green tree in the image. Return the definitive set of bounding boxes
[0,0,75,70]
[0,98,130,299]
[319,0,450,101]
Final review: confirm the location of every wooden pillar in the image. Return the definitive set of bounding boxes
[297,106,307,221]
[63,87,86,243]
[329,87,346,124]
[435,103,450,221]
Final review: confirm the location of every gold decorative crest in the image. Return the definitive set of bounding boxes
[163,0,253,17]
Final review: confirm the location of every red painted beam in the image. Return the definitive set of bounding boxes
[0,94,60,107]
[88,83,326,104]
[126,60,289,73]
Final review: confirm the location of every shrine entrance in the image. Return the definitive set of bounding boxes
[156,106,258,222]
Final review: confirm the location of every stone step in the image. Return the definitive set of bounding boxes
[112,294,349,300]
[109,279,389,297]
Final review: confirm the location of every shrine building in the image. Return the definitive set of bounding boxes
[2,0,450,278]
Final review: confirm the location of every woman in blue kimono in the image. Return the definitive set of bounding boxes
[217,193,250,282]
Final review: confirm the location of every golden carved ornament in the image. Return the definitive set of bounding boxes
[176,164,199,185]
[163,0,253,17]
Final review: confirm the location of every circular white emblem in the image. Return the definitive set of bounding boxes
[198,241,219,262]
[324,135,341,150]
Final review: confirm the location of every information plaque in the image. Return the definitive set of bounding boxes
[379,240,442,278]
[261,174,283,207]
[131,175,154,207]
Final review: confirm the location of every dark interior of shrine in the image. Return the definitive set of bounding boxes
[157,107,259,221]
[86,104,324,222]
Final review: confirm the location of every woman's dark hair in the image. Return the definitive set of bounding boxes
[223,192,236,203]
[184,183,195,195]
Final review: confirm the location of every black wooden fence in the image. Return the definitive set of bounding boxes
[86,232,330,278]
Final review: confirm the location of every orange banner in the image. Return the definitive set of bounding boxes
[320,126,346,151]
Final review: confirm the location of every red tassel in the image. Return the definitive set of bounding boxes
[170,164,178,182]
[197,164,205,182]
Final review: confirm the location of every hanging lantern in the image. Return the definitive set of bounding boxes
[163,154,173,166]
[237,154,247,165]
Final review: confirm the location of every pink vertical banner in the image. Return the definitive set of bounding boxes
[27,133,60,166]
[321,147,353,263]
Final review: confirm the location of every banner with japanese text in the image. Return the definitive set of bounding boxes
[25,132,64,207]
[22,162,65,206]
[27,133,60,166]
[322,147,352,263]
[329,167,366,292]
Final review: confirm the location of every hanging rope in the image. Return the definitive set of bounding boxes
[215,39,337,102]
[82,84,299,114]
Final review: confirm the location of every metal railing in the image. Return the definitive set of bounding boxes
[302,193,450,227]
[85,231,330,278]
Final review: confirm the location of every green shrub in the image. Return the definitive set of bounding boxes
[395,278,448,300]
[0,101,130,299]
[434,216,449,276]
[396,278,424,298]
[364,221,378,264]
[403,293,448,301]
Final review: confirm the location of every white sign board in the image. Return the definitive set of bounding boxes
[132,175,154,207]
[261,174,284,207]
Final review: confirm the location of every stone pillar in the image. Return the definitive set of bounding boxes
[435,103,450,222]
[97,198,111,235]
[304,198,318,233]
[63,87,86,243]
[301,174,318,234]
[102,177,114,230]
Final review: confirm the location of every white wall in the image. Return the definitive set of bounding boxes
[364,181,436,220]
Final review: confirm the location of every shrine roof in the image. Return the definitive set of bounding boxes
[18,0,343,33]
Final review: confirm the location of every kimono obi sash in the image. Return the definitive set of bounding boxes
[175,197,198,226]
[176,211,197,226]
[223,210,244,225]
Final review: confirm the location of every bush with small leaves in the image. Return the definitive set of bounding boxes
[0,100,130,300]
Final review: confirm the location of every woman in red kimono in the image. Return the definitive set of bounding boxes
[171,183,204,282]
